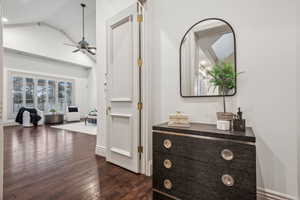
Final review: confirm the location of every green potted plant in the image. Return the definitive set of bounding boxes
[49,108,57,115]
[207,62,240,121]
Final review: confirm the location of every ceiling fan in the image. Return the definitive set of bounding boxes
[64,3,96,55]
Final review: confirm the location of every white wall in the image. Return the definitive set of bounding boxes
[87,67,98,111]
[150,0,298,198]
[3,24,94,68]
[2,50,95,120]
[96,0,298,198]
[297,2,300,199]
[0,4,4,198]
[4,49,89,78]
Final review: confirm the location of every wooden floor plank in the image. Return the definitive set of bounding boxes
[3,125,152,200]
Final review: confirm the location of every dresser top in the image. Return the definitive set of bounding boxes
[153,122,256,143]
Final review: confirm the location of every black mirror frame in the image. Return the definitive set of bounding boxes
[179,18,237,98]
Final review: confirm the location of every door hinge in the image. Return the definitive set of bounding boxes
[137,102,143,111]
[138,58,143,67]
[138,146,143,153]
[137,15,143,23]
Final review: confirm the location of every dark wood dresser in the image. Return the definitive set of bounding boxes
[152,123,256,200]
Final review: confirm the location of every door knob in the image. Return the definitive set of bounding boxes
[163,159,172,169]
[163,179,173,190]
[221,149,234,161]
[163,139,172,149]
[222,174,235,187]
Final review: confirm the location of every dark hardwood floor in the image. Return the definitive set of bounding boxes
[3,125,152,200]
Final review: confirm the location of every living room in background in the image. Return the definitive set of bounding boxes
[8,70,74,119]
[0,0,101,199]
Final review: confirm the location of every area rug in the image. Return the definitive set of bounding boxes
[51,122,97,135]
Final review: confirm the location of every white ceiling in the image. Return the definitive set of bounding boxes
[2,0,96,45]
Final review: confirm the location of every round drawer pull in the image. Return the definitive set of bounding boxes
[163,159,172,169]
[163,139,172,149]
[222,174,235,187]
[164,179,173,190]
[221,149,234,161]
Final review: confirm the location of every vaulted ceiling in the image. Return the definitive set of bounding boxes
[2,0,96,46]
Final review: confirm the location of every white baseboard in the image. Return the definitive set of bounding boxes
[257,188,296,200]
[145,160,152,176]
[2,121,19,127]
[95,145,106,157]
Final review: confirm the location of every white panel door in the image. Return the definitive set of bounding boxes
[106,4,140,173]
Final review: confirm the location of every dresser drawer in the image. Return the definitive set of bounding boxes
[153,131,256,170]
[153,151,256,195]
[153,169,256,200]
[153,152,216,188]
[153,173,207,200]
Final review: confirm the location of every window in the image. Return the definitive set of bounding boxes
[37,79,47,111]
[12,77,23,113]
[66,82,73,106]
[25,78,35,108]
[58,81,65,112]
[48,80,56,110]
[9,72,74,118]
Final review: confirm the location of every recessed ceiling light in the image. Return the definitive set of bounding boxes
[2,17,8,23]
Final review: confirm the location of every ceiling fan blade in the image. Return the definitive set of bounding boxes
[64,43,78,47]
[88,47,96,50]
[73,49,81,53]
[87,49,96,55]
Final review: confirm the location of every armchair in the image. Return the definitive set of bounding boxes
[23,109,44,127]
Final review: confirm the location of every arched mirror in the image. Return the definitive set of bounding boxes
[180,18,237,97]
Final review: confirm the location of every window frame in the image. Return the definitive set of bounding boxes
[8,70,75,119]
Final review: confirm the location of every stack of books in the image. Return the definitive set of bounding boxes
[168,111,191,127]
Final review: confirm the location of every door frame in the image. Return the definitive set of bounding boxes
[138,0,152,176]
[102,1,152,176]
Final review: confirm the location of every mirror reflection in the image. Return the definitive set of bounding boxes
[180,19,236,97]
